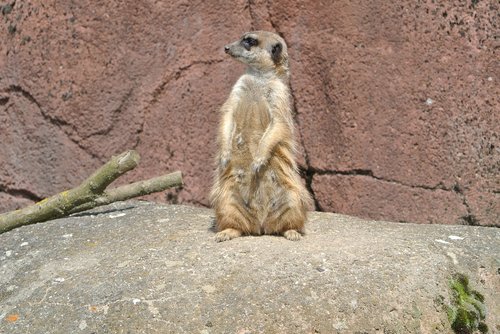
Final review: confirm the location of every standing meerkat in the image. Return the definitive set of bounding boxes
[210,31,312,242]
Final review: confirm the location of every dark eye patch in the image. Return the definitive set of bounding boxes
[271,42,282,63]
[241,37,258,50]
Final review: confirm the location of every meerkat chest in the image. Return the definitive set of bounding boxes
[232,75,280,134]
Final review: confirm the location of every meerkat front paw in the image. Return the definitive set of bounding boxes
[215,228,242,242]
[283,229,302,241]
[219,151,231,169]
[251,156,267,173]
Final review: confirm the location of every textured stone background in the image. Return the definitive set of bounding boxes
[0,0,498,225]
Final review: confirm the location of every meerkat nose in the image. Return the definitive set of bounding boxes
[224,45,230,53]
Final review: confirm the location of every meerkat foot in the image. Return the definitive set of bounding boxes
[283,229,302,241]
[215,228,242,242]
[251,156,267,173]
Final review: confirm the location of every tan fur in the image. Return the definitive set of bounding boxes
[210,31,312,242]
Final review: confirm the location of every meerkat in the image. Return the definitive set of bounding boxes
[210,31,312,242]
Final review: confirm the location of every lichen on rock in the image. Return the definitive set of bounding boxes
[447,273,488,334]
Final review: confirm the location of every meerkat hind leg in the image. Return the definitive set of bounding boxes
[215,228,242,242]
[264,190,306,241]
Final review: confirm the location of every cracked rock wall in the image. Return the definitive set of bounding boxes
[0,0,498,225]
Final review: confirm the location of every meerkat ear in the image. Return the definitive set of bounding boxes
[271,42,282,63]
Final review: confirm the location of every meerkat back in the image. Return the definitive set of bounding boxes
[210,31,312,242]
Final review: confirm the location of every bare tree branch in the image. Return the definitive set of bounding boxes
[0,150,183,234]
[69,171,183,213]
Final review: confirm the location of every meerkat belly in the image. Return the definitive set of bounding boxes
[230,96,280,219]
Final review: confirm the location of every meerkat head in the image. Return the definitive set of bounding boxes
[224,31,289,75]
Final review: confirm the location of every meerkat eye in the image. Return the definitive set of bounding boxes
[241,37,258,50]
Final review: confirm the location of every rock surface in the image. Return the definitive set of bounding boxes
[0,1,498,226]
[1,201,499,333]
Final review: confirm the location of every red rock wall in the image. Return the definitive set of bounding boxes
[1,0,498,225]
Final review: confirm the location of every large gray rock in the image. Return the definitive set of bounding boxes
[0,202,498,333]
